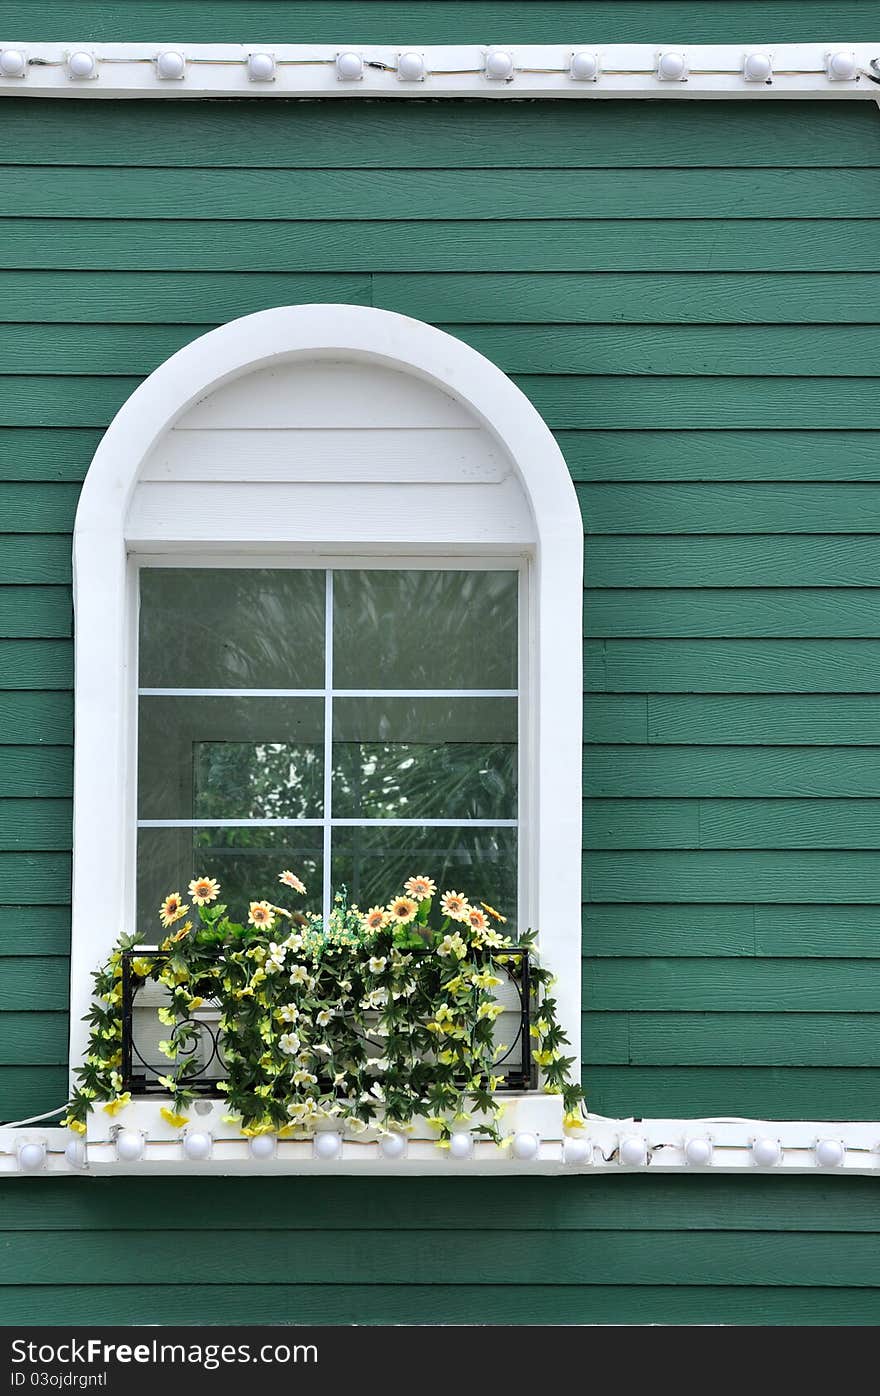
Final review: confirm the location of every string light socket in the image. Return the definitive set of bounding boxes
[742,51,773,83]
[619,1135,649,1167]
[826,50,859,81]
[379,1131,407,1159]
[66,50,97,80]
[314,1130,343,1159]
[248,1132,277,1160]
[336,51,363,82]
[182,1129,213,1161]
[0,48,27,78]
[684,1136,714,1167]
[511,1131,539,1160]
[569,51,600,82]
[397,51,426,82]
[64,1137,86,1169]
[484,48,515,82]
[448,1131,473,1159]
[115,1128,145,1162]
[155,50,186,80]
[751,1136,782,1167]
[16,1139,47,1172]
[246,52,276,82]
[563,1135,592,1165]
[815,1138,846,1168]
[656,50,688,82]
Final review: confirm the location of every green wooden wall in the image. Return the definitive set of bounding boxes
[4,0,880,1327]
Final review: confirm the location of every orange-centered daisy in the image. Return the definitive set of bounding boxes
[440,891,470,921]
[188,876,220,906]
[159,893,189,928]
[278,870,307,895]
[480,901,507,924]
[248,900,276,929]
[363,905,390,932]
[466,907,489,933]
[404,875,436,901]
[387,896,419,925]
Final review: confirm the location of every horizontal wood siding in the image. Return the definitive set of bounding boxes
[3,10,880,1320]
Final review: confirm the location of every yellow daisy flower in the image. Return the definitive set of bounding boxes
[362,905,390,932]
[278,870,307,895]
[440,891,470,921]
[466,907,489,934]
[404,875,437,901]
[248,901,276,930]
[387,896,419,925]
[480,901,508,924]
[188,875,220,906]
[159,893,188,928]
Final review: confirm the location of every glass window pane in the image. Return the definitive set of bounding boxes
[139,568,325,688]
[332,697,516,821]
[333,570,518,689]
[332,825,517,924]
[138,696,324,820]
[136,826,322,934]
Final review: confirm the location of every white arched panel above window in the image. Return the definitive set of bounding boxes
[70,305,583,1141]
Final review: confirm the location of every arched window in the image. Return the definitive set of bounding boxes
[70,305,583,1101]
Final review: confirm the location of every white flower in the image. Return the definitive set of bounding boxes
[279,1032,301,1055]
[293,1069,317,1086]
[349,1117,368,1134]
[438,932,467,960]
[265,942,287,973]
[279,1005,299,1024]
[370,1083,385,1101]
[316,1008,333,1027]
[333,1071,347,1087]
[368,956,387,974]
[283,932,304,953]
[288,964,309,985]
[313,1043,333,1056]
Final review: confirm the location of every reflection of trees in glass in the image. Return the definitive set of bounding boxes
[194,742,324,819]
[333,741,516,821]
[192,828,323,916]
[333,827,517,925]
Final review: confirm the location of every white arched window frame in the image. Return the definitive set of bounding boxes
[69,305,583,1166]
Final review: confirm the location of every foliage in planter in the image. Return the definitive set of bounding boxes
[63,872,584,1144]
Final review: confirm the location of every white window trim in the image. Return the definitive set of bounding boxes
[68,305,584,1151]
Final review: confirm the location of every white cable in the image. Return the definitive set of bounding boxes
[0,1105,67,1128]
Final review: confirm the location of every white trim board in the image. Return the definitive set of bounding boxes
[5,1110,880,1176]
[1,43,880,99]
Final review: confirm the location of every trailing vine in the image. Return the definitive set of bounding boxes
[64,872,584,1145]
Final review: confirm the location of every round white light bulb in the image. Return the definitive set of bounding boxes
[828,51,858,81]
[67,51,96,80]
[115,1129,145,1162]
[314,1130,342,1159]
[0,49,27,78]
[563,1135,592,1166]
[379,1131,407,1159]
[448,1131,473,1159]
[65,1138,86,1170]
[156,50,186,80]
[511,1131,539,1160]
[570,51,599,82]
[248,1132,277,1160]
[743,52,772,82]
[18,1142,46,1172]
[247,52,276,82]
[336,52,363,82]
[816,1138,845,1168]
[657,51,687,82]
[485,49,515,81]
[183,1130,212,1161]
[684,1136,713,1167]
[751,1136,781,1167]
[397,51,425,82]
[619,1135,648,1167]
